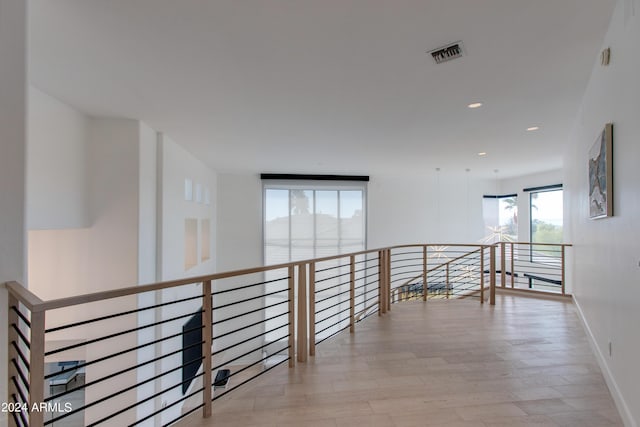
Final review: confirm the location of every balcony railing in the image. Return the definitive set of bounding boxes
[497,242,571,295]
[4,242,570,427]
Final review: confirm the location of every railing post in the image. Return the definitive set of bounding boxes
[29,309,45,427]
[510,242,515,288]
[297,264,307,363]
[480,246,485,304]
[287,266,295,367]
[202,280,213,417]
[561,245,566,295]
[378,251,386,315]
[490,245,496,305]
[308,262,316,356]
[446,263,450,299]
[386,249,392,312]
[500,242,506,288]
[350,255,355,333]
[422,246,428,302]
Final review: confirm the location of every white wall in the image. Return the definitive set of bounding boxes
[158,134,217,281]
[368,170,494,248]
[216,173,263,271]
[564,2,640,425]
[27,87,88,229]
[0,1,27,424]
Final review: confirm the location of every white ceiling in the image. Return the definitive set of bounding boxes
[29,0,616,178]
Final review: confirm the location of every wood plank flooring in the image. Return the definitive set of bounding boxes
[184,294,623,427]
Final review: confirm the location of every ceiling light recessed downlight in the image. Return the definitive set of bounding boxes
[478,152,487,156]
[527,126,540,131]
[468,102,483,109]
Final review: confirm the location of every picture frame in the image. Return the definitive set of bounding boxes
[588,123,613,219]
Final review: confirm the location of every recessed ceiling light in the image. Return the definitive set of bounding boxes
[468,102,483,109]
[527,126,540,131]
[478,152,487,156]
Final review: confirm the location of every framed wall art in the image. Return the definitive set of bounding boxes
[588,123,613,219]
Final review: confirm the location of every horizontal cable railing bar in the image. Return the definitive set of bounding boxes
[11,324,30,350]
[213,311,289,341]
[390,251,423,257]
[315,305,352,326]
[353,282,377,293]
[315,299,350,316]
[213,299,289,326]
[314,261,352,273]
[315,279,352,294]
[211,276,289,296]
[11,305,31,328]
[389,258,423,266]
[45,293,203,334]
[11,341,29,371]
[44,309,204,357]
[314,270,351,284]
[45,339,205,402]
[214,322,289,355]
[390,264,422,273]
[315,287,351,305]
[357,292,380,306]
[356,271,380,282]
[11,376,28,407]
[352,265,375,275]
[213,287,288,310]
[11,359,29,394]
[211,334,289,372]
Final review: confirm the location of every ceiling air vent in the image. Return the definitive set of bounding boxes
[429,41,465,64]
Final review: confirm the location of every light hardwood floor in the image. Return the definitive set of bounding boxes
[184,294,623,427]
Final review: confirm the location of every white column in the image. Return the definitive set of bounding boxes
[0,0,28,422]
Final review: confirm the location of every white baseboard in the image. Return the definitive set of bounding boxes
[573,296,637,427]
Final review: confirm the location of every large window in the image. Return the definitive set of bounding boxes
[530,187,563,244]
[263,180,367,342]
[264,185,366,264]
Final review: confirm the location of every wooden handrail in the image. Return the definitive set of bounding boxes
[6,281,45,311]
[501,241,573,247]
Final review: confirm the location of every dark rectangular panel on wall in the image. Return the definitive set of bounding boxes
[260,174,369,182]
[483,193,518,199]
[523,184,562,192]
[182,308,203,394]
